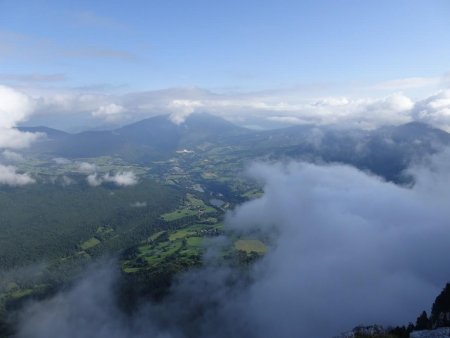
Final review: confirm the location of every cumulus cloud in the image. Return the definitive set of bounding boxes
[0,85,41,149]
[137,90,416,129]
[412,90,450,131]
[0,85,33,127]
[0,128,42,149]
[223,154,450,337]
[92,103,126,122]
[86,173,102,187]
[16,150,450,338]
[103,171,137,186]
[33,91,112,118]
[105,171,137,186]
[265,93,414,129]
[168,99,203,124]
[32,86,421,130]
[0,165,35,186]
[21,84,450,131]
[86,171,137,187]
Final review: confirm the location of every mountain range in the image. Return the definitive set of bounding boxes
[19,113,450,182]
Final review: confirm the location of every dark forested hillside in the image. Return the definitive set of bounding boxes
[0,178,181,269]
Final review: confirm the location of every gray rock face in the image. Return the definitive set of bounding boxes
[410,327,450,338]
[334,325,386,337]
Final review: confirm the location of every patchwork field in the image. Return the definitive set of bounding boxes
[234,239,267,254]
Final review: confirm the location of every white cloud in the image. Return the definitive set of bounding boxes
[77,162,97,174]
[0,85,33,128]
[92,103,126,122]
[264,93,413,129]
[86,173,102,187]
[103,171,137,186]
[33,92,111,117]
[86,171,137,187]
[412,90,450,131]
[1,85,418,131]
[0,85,41,149]
[0,165,35,186]
[168,99,203,124]
[223,152,450,337]
[0,128,42,149]
[13,82,450,132]
[128,89,416,129]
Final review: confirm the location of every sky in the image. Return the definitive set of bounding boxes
[0,0,450,130]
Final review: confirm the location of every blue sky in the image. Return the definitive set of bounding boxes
[0,0,450,131]
[1,0,449,91]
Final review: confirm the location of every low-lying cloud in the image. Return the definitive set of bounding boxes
[87,171,137,187]
[224,156,450,337]
[0,165,35,186]
[76,161,97,174]
[16,149,450,338]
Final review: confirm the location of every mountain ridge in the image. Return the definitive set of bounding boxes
[17,114,450,182]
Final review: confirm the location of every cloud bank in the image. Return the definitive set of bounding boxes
[22,84,450,131]
[412,91,450,131]
[16,149,450,338]
[224,156,450,337]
